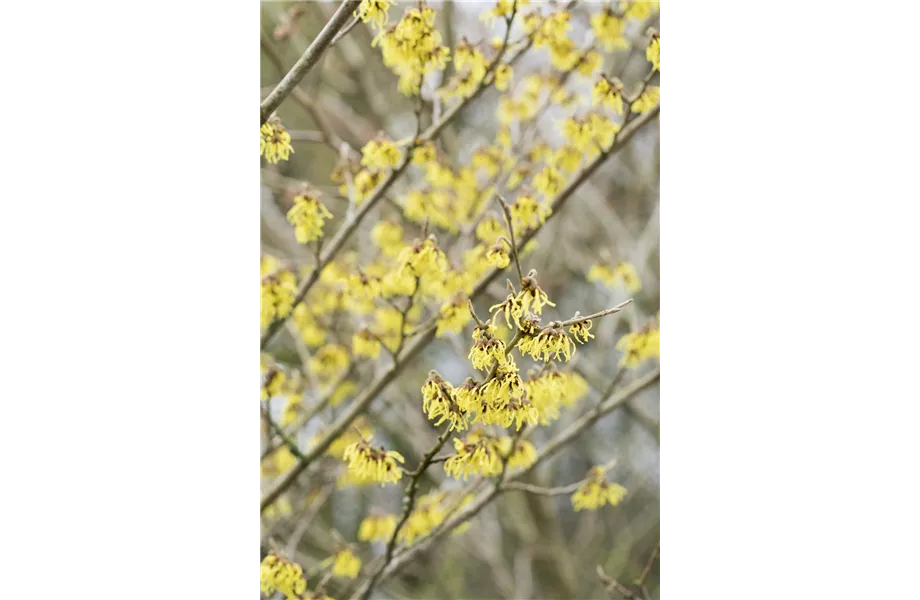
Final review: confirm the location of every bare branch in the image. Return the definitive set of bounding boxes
[260,1,363,124]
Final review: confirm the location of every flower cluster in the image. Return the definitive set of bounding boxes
[592,76,625,115]
[631,86,660,114]
[397,492,447,544]
[444,430,535,480]
[260,553,307,600]
[286,189,333,244]
[525,364,589,424]
[331,548,362,579]
[352,327,382,359]
[310,344,350,382]
[361,136,403,171]
[647,31,660,72]
[355,0,392,31]
[588,262,642,293]
[260,117,294,164]
[343,439,406,486]
[375,4,450,95]
[616,317,661,368]
[517,324,575,362]
[259,269,297,329]
[440,38,489,101]
[358,513,398,542]
[421,370,468,432]
[510,195,552,231]
[571,466,628,511]
[322,418,374,459]
[591,8,629,52]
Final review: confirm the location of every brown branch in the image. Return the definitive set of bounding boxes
[260,0,362,124]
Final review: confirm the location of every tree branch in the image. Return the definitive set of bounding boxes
[260,1,362,124]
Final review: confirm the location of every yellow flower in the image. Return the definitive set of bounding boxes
[613,262,641,293]
[436,294,472,337]
[321,418,373,459]
[343,440,406,486]
[532,11,572,49]
[352,328,381,359]
[292,304,326,347]
[412,141,437,165]
[480,0,528,26]
[472,146,505,177]
[262,446,298,477]
[344,272,382,314]
[532,165,565,197]
[476,216,509,244]
[457,40,487,76]
[647,32,660,71]
[501,437,537,470]
[310,344,350,382]
[592,77,625,115]
[503,166,526,192]
[260,554,307,600]
[262,496,293,521]
[351,169,384,205]
[589,113,620,151]
[559,118,591,150]
[576,50,602,77]
[336,468,379,488]
[371,220,405,257]
[329,380,357,408]
[444,435,504,480]
[449,378,476,414]
[287,191,333,244]
[398,237,449,278]
[550,145,583,173]
[591,10,629,52]
[485,242,511,269]
[468,325,507,371]
[489,292,524,329]
[261,269,297,329]
[517,326,574,362]
[511,194,552,230]
[631,86,660,114]
[518,274,556,316]
[361,137,403,170]
[261,365,286,401]
[571,466,627,511]
[280,389,303,427]
[422,370,457,421]
[569,320,595,344]
[331,548,362,579]
[621,0,658,21]
[494,63,513,91]
[355,0,392,31]
[358,514,398,542]
[397,493,446,543]
[260,118,294,164]
[587,264,616,286]
[615,321,660,368]
[375,6,451,96]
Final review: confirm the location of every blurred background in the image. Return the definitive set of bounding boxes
[260,2,660,598]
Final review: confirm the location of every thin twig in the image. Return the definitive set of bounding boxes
[496,195,525,284]
[260,1,362,124]
[329,15,361,47]
[357,429,452,600]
